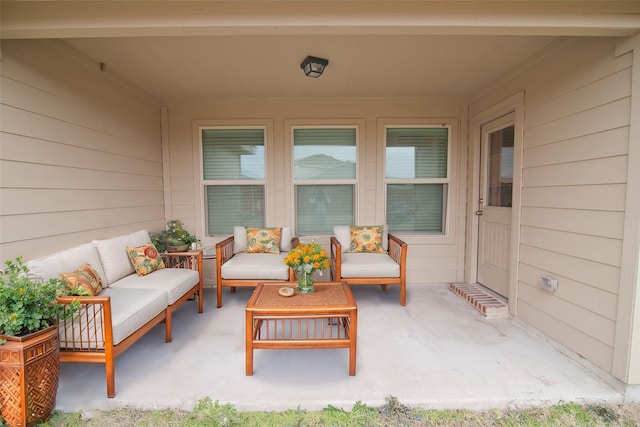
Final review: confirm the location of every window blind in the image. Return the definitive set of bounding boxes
[202,128,265,180]
[206,185,265,234]
[386,128,448,179]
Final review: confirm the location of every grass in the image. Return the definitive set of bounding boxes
[19,396,640,427]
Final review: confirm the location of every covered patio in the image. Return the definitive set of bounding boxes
[3,1,640,413]
[55,284,623,414]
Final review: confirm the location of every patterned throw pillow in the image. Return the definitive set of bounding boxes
[246,228,282,254]
[127,243,165,276]
[59,263,103,296]
[348,226,386,253]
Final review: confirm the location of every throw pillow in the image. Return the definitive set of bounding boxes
[127,243,165,276]
[59,263,103,296]
[348,225,386,254]
[246,227,282,254]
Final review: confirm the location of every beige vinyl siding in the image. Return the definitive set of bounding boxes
[166,98,468,286]
[0,39,164,261]
[470,37,631,376]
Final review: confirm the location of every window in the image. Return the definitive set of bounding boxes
[293,127,357,235]
[201,128,265,234]
[385,126,449,234]
[487,125,514,207]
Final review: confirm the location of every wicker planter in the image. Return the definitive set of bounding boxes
[0,325,60,427]
[166,244,189,253]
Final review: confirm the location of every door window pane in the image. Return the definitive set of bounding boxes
[487,125,514,207]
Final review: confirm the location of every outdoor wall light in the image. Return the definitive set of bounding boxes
[300,56,329,78]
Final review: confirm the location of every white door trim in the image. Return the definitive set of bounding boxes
[467,91,524,315]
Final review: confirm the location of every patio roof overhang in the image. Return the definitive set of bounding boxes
[3,0,640,39]
[2,1,639,101]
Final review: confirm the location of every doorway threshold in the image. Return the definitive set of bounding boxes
[450,283,508,318]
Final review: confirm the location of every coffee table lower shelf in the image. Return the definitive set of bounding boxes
[245,282,358,376]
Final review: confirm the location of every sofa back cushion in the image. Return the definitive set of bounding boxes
[26,243,108,286]
[92,230,151,285]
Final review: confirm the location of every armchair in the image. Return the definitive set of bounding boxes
[330,225,408,306]
[215,226,298,307]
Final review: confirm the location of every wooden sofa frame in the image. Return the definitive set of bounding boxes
[215,235,298,308]
[56,251,203,398]
[330,233,408,306]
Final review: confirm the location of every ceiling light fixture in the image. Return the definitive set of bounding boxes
[300,56,329,78]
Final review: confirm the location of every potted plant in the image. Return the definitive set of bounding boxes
[0,257,81,427]
[151,220,197,252]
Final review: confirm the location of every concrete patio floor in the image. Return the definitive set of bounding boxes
[55,283,631,414]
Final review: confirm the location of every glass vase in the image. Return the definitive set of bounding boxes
[297,270,315,294]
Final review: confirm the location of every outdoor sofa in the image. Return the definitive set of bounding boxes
[26,230,203,398]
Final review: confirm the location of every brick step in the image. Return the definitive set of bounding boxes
[449,283,509,319]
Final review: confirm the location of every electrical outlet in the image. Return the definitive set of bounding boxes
[538,275,558,292]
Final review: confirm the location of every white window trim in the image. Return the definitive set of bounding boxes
[377,118,458,244]
[284,119,365,238]
[192,119,274,238]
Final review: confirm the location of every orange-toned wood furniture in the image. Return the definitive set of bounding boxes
[215,235,298,308]
[330,233,408,306]
[56,251,203,398]
[246,281,358,376]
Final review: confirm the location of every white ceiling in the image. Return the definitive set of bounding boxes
[64,34,559,101]
[5,1,637,102]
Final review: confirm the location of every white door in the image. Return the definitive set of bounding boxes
[477,113,514,298]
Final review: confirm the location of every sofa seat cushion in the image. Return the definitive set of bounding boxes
[109,268,199,305]
[59,288,167,349]
[340,253,400,278]
[26,243,108,285]
[221,252,290,280]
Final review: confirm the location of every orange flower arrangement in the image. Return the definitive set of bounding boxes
[283,242,330,275]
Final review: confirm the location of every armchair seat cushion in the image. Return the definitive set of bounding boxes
[340,253,400,278]
[221,252,290,280]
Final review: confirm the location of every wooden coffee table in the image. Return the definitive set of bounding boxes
[245,281,358,376]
